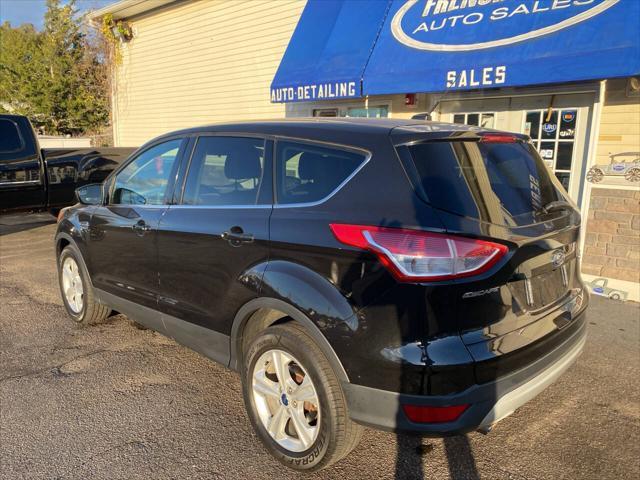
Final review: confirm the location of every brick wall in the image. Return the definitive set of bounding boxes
[583,187,640,282]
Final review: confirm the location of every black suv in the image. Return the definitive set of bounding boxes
[55,119,588,471]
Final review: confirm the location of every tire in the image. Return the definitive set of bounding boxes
[242,322,363,471]
[609,292,621,301]
[57,244,111,325]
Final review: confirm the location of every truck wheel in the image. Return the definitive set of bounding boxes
[242,322,363,471]
[57,245,111,325]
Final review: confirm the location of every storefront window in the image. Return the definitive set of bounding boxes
[524,109,578,191]
[313,108,339,117]
[346,106,388,118]
[313,106,389,118]
[452,112,495,128]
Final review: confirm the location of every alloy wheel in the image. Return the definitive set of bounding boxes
[62,256,84,313]
[251,349,321,453]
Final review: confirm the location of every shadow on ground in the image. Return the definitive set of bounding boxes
[0,213,56,236]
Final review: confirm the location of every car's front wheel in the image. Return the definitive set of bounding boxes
[242,322,362,471]
[57,244,111,324]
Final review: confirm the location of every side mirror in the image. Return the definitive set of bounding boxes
[75,183,104,205]
[114,187,147,205]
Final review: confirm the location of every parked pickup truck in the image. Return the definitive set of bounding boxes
[0,114,135,214]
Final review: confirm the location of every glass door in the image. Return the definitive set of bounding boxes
[524,109,578,192]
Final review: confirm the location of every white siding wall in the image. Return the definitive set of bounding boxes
[596,78,640,166]
[113,0,306,146]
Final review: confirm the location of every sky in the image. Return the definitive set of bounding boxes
[0,0,113,28]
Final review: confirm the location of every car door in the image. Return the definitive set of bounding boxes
[85,137,186,311]
[156,135,272,363]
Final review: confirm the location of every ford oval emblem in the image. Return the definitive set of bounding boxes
[391,0,619,52]
[551,249,565,268]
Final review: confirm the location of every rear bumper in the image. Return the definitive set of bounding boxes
[343,310,587,435]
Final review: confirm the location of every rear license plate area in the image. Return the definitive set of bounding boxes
[511,265,570,311]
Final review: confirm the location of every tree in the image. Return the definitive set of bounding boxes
[0,0,109,136]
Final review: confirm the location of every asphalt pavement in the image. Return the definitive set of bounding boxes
[1,214,639,480]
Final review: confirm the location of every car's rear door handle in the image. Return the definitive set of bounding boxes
[132,220,151,236]
[222,228,254,246]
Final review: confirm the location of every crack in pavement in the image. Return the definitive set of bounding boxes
[0,349,110,384]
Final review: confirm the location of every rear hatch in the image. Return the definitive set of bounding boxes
[396,131,587,379]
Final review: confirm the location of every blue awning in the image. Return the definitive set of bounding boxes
[272,0,640,102]
[363,0,640,95]
[270,0,390,103]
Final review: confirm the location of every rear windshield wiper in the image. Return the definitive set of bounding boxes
[538,200,575,215]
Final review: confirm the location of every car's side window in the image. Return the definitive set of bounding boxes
[111,139,182,205]
[275,141,367,204]
[0,119,24,154]
[182,136,266,206]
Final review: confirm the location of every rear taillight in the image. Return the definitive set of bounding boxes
[479,133,518,143]
[329,224,508,282]
[402,404,469,423]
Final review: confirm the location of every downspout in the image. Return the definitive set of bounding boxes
[111,65,120,147]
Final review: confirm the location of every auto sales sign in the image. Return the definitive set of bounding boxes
[393,0,618,52]
[362,0,639,95]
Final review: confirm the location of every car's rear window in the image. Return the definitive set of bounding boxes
[0,119,24,153]
[406,140,563,226]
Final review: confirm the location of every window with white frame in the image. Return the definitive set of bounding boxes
[452,112,496,128]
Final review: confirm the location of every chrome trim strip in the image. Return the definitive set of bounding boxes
[102,204,168,209]
[273,135,372,157]
[0,179,42,186]
[189,132,372,157]
[167,204,272,210]
[524,278,535,306]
